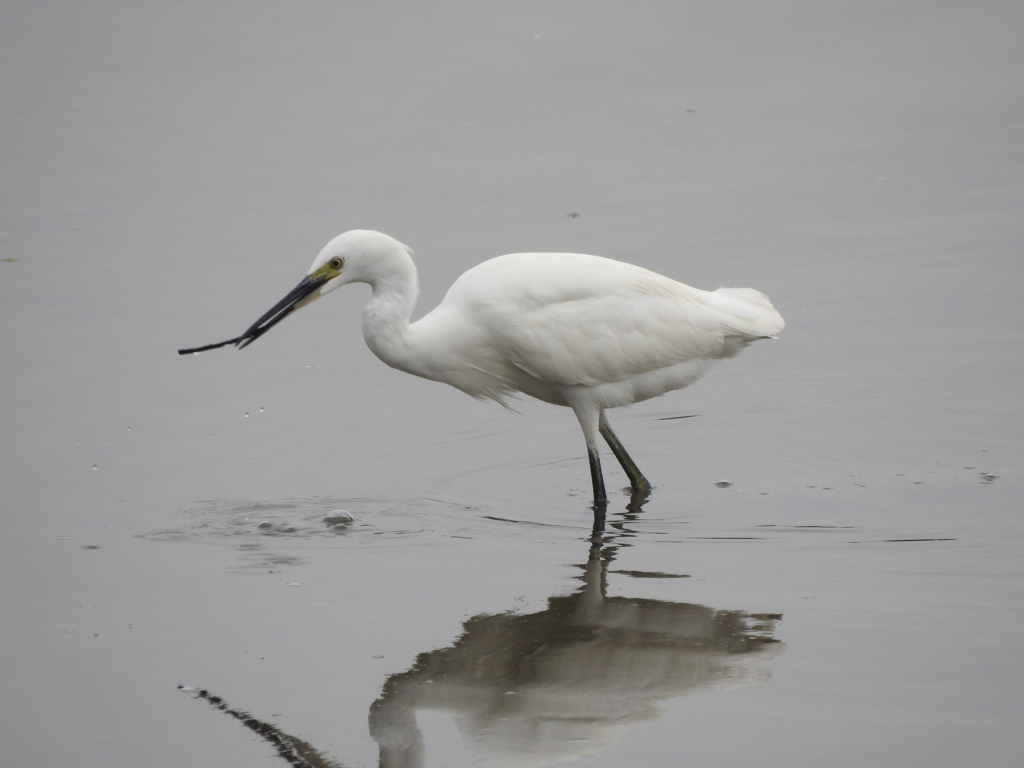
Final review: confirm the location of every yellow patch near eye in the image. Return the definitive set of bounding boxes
[311,260,343,280]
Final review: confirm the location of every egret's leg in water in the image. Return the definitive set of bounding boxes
[587,444,608,507]
[599,412,652,494]
[571,401,609,509]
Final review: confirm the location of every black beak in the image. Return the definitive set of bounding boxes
[235,274,328,349]
[178,274,328,355]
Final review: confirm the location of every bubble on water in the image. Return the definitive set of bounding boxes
[259,407,265,413]
[325,509,355,524]
[244,412,249,418]
[91,465,97,471]
[324,514,352,530]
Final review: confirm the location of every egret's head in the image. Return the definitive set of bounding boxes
[229,230,411,349]
[307,230,414,299]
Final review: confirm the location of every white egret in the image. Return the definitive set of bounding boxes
[180,230,784,510]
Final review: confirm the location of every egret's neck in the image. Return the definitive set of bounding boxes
[361,258,428,378]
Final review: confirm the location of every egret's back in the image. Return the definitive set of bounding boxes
[428,252,782,395]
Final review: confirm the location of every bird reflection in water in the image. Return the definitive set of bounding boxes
[186,508,783,768]
[369,512,783,767]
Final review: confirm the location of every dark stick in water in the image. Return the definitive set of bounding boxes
[181,686,344,768]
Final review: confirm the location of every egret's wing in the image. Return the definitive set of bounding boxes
[452,253,783,388]
[503,293,725,387]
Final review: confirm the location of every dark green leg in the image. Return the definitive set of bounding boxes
[588,444,608,507]
[599,412,652,494]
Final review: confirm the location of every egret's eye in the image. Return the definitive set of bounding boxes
[329,257,344,270]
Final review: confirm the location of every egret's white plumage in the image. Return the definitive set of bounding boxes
[181,229,784,511]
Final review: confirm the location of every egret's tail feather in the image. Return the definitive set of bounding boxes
[707,287,785,340]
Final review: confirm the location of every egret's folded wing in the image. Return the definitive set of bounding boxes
[436,252,783,389]
[502,291,726,386]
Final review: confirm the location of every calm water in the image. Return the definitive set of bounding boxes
[2,2,1022,766]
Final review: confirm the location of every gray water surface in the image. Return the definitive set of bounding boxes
[2,2,1023,766]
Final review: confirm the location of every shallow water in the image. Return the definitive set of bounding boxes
[2,2,1023,766]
